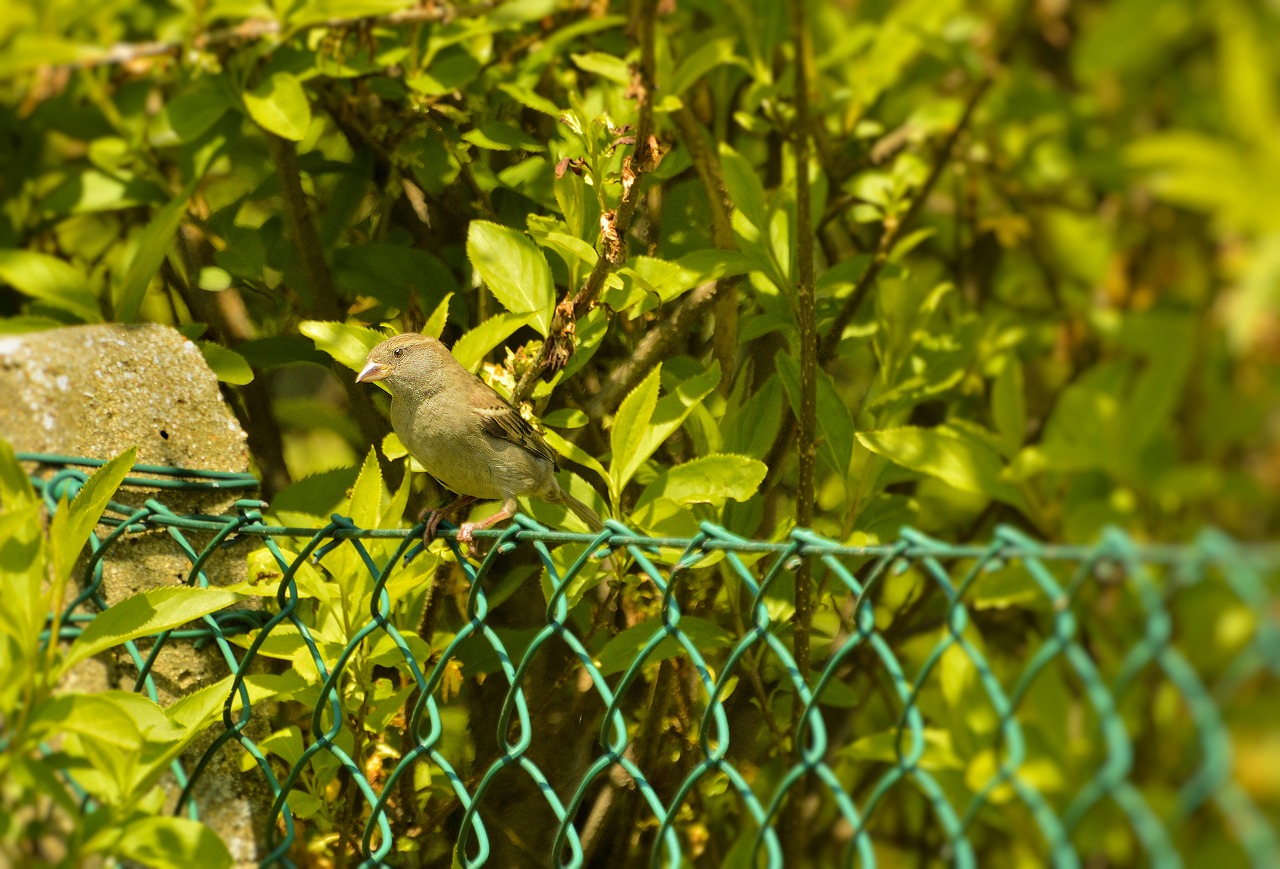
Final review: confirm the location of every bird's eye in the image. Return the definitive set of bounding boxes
[393,348,403,358]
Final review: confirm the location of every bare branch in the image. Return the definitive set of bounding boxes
[786,0,819,860]
[512,0,660,404]
[58,2,502,71]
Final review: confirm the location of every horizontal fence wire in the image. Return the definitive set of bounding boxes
[22,453,1280,868]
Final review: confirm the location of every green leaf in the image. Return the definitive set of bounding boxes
[300,320,389,373]
[542,427,613,505]
[168,672,301,733]
[450,311,533,372]
[346,448,384,530]
[847,0,962,110]
[635,454,767,511]
[719,143,768,233]
[722,373,784,460]
[611,362,722,503]
[839,727,962,771]
[664,37,740,98]
[49,448,136,586]
[991,356,1025,458]
[272,467,360,518]
[594,616,733,676]
[196,341,254,385]
[28,691,169,747]
[332,244,456,310]
[405,46,482,95]
[0,250,101,322]
[235,336,330,369]
[196,267,232,291]
[1115,313,1195,455]
[540,231,599,268]
[0,437,36,507]
[466,221,555,335]
[0,36,105,77]
[620,251,755,309]
[63,588,245,672]
[98,816,233,869]
[286,0,415,27]
[857,425,1028,512]
[609,365,661,497]
[639,362,721,462]
[423,292,453,339]
[41,168,167,215]
[165,85,234,143]
[382,432,408,461]
[0,499,44,654]
[497,82,561,117]
[775,353,855,478]
[462,122,544,152]
[571,52,632,84]
[542,408,588,429]
[116,183,196,323]
[243,72,311,141]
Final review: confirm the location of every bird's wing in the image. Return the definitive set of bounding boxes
[471,385,560,470]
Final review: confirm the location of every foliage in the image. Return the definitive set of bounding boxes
[0,443,236,867]
[1,0,1278,864]
[0,0,1275,544]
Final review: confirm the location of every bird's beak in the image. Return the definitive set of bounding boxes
[355,360,390,383]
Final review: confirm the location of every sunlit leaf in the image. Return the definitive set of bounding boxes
[63,588,245,672]
[0,250,101,322]
[857,425,1029,512]
[243,72,311,141]
[197,341,254,385]
[466,221,555,335]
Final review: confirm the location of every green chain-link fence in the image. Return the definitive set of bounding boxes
[24,454,1280,867]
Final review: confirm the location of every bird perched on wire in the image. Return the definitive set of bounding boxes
[356,333,604,551]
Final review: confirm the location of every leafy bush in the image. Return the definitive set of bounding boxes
[1,0,1274,542]
[1,0,1278,864]
[0,444,238,867]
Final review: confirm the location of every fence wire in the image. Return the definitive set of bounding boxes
[24,454,1280,868]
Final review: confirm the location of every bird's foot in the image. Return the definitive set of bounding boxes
[421,509,446,542]
[454,502,516,559]
[457,522,483,558]
[417,496,476,549]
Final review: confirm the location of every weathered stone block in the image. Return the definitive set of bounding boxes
[0,323,271,865]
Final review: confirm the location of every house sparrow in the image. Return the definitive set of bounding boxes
[356,333,604,549]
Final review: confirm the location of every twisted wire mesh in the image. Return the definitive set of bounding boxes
[27,454,1280,867]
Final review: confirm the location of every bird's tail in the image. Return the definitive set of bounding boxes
[559,489,605,532]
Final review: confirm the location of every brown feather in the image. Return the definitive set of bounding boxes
[472,393,560,470]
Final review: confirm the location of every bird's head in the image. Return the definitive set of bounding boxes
[355,333,449,396]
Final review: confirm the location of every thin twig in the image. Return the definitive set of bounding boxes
[584,280,718,420]
[787,0,819,861]
[585,102,746,418]
[672,105,740,393]
[268,134,393,470]
[53,1,502,72]
[760,71,996,492]
[512,0,660,405]
[818,76,993,366]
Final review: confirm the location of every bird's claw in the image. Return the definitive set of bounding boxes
[417,509,441,550]
[422,509,447,541]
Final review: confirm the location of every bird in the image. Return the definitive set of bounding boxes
[355,332,604,550]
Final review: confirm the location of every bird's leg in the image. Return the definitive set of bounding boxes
[457,498,518,556]
[418,496,477,545]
